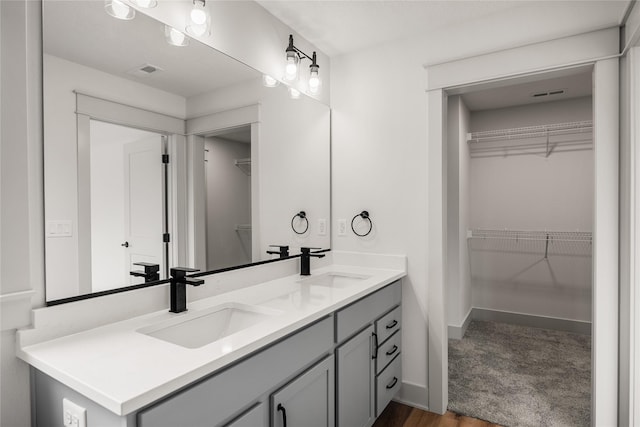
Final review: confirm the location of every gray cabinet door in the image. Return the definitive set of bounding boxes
[336,325,375,427]
[271,355,335,427]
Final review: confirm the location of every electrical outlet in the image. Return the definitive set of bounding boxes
[318,219,327,236]
[338,219,347,236]
[63,398,86,427]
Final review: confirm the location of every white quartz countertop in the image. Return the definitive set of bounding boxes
[18,264,405,416]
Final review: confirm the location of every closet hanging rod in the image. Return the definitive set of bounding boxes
[467,120,593,143]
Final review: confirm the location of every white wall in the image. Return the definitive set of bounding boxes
[459,101,472,330]
[468,97,593,321]
[205,137,252,269]
[331,41,431,407]
[446,96,472,335]
[43,54,185,300]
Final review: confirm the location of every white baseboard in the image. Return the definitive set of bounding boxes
[448,308,473,340]
[395,381,429,411]
[447,307,592,337]
[472,308,592,335]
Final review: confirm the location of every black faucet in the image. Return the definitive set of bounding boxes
[300,247,325,276]
[130,262,160,283]
[267,245,290,258]
[169,267,205,313]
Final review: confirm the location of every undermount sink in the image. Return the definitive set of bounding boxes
[138,303,282,349]
[297,272,371,288]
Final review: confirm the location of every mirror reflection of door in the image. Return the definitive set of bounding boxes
[89,120,166,292]
[204,125,252,270]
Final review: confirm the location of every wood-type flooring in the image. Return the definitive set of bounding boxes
[372,401,503,427]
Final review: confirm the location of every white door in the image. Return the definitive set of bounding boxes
[124,136,165,284]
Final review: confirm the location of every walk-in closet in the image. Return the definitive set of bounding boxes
[446,69,594,427]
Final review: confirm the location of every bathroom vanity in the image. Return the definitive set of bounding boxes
[18,261,405,427]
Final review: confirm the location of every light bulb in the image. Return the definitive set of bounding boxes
[105,0,135,20]
[187,23,207,37]
[190,1,207,25]
[262,75,279,88]
[288,87,301,100]
[132,0,157,8]
[165,25,189,47]
[286,61,297,76]
[284,55,298,81]
[186,0,211,37]
[308,68,320,94]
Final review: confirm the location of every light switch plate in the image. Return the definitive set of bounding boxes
[338,219,347,236]
[47,220,73,238]
[63,398,86,427]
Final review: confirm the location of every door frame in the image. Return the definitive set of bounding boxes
[74,92,183,292]
[424,28,620,425]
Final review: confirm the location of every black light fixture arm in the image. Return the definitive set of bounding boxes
[287,34,318,67]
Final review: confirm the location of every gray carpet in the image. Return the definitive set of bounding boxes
[448,320,591,427]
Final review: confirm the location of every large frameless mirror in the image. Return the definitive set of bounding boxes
[43,0,330,303]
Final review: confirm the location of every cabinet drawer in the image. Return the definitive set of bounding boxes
[375,305,401,344]
[336,281,401,343]
[375,331,401,375]
[376,354,401,417]
[224,402,266,427]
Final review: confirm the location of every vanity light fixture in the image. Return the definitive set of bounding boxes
[288,87,301,100]
[186,0,211,37]
[104,0,135,20]
[284,35,321,94]
[165,25,189,47]
[262,75,280,88]
[131,0,157,8]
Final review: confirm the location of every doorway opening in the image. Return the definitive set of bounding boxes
[202,125,253,271]
[444,67,594,426]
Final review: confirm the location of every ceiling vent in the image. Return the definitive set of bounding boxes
[530,89,566,98]
[126,64,164,78]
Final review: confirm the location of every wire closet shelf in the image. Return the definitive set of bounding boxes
[466,120,593,157]
[468,229,592,243]
[467,120,593,143]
